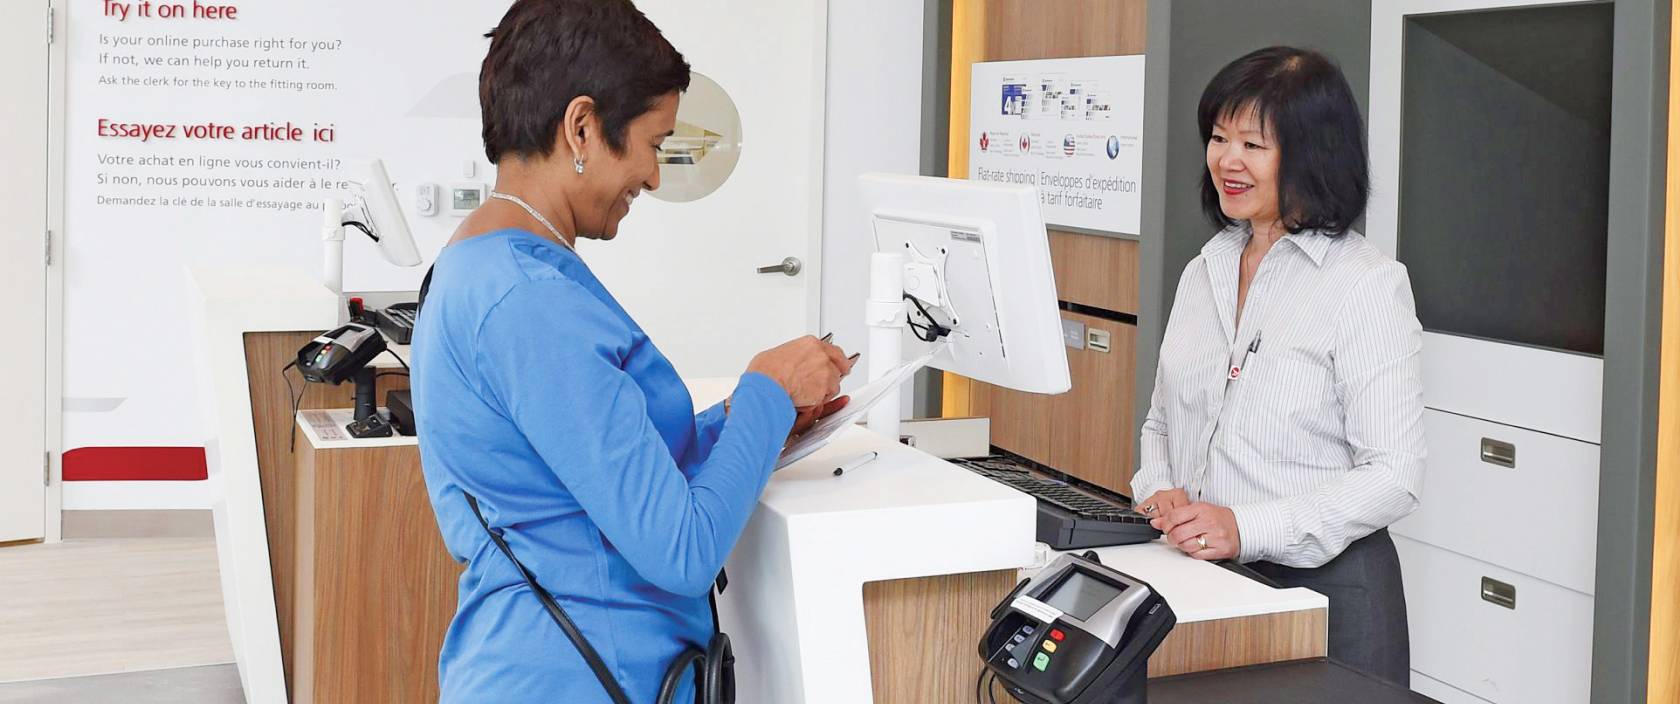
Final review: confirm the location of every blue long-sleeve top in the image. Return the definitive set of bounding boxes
[409,228,795,703]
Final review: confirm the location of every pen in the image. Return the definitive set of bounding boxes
[1228,331,1262,381]
[832,451,879,477]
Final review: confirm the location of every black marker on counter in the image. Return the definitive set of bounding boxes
[832,451,879,477]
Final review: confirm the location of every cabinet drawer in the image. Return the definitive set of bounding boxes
[1420,332,1602,444]
[1394,535,1593,704]
[1391,409,1599,593]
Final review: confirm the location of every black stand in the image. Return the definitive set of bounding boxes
[352,366,377,421]
[344,366,393,439]
[1109,666,1146,704]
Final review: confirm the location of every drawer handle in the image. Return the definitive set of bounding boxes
[1481,577,1516,610]
[1479,438,1516,468]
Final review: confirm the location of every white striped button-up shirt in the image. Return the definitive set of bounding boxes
[1131,224,1426,568]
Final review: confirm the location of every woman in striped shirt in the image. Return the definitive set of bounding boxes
[1130,46,1426,686]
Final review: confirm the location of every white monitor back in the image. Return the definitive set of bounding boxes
[355,159,422,267]
[859,173,1070,395]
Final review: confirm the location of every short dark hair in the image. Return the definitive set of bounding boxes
[1197,46,1367,236]
[479,0,691,163]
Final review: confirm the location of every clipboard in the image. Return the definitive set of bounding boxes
[775,346,944,469]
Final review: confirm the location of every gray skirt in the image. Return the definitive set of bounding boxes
[1245,528,1410,687]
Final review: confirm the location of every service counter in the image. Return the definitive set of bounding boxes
[194,265,1336,704]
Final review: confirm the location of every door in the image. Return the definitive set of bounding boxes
[577,0,827,378]
[0,0,50,542]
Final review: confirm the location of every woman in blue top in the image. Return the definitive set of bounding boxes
[410,2,853,701]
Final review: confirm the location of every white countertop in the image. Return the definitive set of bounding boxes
[691,375,1325,627]
[296,409,418,449]
[191,265,342,704]
[719,421,1035,704]
[1034,541,1327,623]
[690,370,1036,704]
[372,343,410,369]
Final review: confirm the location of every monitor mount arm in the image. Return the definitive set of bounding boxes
[865,245,958,442]
[319,194,381,295]
[900,241,959,327]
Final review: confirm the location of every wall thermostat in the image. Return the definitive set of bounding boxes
[449,183,488,216]
[415,183,439,216]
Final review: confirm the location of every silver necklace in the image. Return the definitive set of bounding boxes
[489,191,575,252]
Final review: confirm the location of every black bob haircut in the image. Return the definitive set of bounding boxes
[1198,46,1367,236]
[479,0,691,164]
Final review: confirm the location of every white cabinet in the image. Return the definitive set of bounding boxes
[1371,1,1612,699]
[1418,332,1603,445]
[1395,338,1602,702]
[1392,410,1600,594]
[1395,535,1594,703]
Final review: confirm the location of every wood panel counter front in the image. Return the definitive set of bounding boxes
[291,423,459,703]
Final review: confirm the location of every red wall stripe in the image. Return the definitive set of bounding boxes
[62,447,208,482]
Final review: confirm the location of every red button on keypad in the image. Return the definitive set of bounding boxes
[1050,629,1064,642]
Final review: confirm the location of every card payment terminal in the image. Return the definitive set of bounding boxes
[979,553,1175,704]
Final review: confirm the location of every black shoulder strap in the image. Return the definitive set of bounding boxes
[463,490,632,704]
[416,264,435,315]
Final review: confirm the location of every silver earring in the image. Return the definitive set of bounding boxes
[574,158,585,174]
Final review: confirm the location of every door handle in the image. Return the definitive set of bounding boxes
[757,257,803,277]
[1480,438,1516,468]
[1481,577,1516,610]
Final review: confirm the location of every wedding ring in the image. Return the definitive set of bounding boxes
[1142,503,1157,514]
[1196,535,1208,550]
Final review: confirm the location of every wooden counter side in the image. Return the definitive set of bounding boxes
[1147,609,1327,677]
[242,330,409,693]
[864,570,1018,704]
[292,442,460,704]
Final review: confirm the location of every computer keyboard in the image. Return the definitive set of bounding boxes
[372,304,418,344]
[961,455,1161,549]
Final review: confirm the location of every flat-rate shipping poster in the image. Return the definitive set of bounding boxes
[65,0,505,485]
[969,56,1146,236]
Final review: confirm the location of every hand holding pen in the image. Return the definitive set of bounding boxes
[746,333,856,407]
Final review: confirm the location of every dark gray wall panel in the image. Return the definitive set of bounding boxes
[1136,0,1371,467]
[1595,1,1667,701]
[1398,9,1611,356]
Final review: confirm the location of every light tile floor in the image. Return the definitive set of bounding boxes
[0,664,243,703]
[0,538,235,685]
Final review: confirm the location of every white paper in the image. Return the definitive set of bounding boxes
[775,348,940,469]
[300,409,352,442]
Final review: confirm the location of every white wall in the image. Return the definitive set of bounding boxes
[61,0,929,510]
[819,0,927,393]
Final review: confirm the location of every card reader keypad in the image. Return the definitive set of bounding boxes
[1007,624,1040,670]
[1006,622,1066,673]
[988,611,1130,700]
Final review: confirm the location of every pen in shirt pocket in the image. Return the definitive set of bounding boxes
[1229,331,1262,381]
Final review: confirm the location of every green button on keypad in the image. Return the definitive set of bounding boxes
[1033,652,1050,671]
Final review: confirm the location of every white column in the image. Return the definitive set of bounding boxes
[865,251,906,440]
[320,197,345,295]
